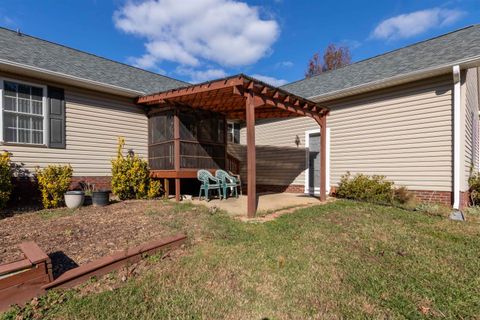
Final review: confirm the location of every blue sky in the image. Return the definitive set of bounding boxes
[0,0,478,85]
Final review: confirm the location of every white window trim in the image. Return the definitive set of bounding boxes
[304,128,330,195]
[227,120,240,144]
[0,77,48,146]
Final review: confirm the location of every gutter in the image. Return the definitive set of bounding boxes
[0,58,146,97]
[453,65,461,210]
[309,55,480,103]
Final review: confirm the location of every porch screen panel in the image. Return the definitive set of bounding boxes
[180,141,225,169]
[149,111,174,170]
[179,110,226,169]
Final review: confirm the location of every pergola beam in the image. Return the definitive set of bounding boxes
[137,74,330,217]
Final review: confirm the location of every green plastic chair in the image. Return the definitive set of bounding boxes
[197,169,223,201]
[215,169,240,199]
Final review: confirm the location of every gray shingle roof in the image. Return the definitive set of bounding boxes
[0,27,187,94]
[282,25,480,98]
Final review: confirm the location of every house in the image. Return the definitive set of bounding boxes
[0,27,186,192]
[0,24,479,211]
[0,27,327,217]
[240,25,480,209]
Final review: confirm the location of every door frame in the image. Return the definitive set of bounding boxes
[304,128,330,195]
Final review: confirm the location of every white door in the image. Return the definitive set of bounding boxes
[305,129,330,195]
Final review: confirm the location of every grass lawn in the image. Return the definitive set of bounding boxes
[3,200,480,319]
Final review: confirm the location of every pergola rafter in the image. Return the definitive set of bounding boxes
[137,74,329,218]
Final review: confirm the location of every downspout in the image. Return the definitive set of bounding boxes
[453,65,461,210]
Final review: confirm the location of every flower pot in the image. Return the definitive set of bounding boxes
[92,190,110,207]
[64,191,85,209]
[83,195,92,206]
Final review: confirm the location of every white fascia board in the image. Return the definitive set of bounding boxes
[309,56,480,103]
[0,58,145,98]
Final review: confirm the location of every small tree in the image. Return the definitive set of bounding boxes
[322,44,351,72]
[305,43,352,78]
[305,52,323,78]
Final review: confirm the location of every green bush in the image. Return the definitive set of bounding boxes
[337,172,394,204]
[111,137,162,200]
[468,172,480,206]
[0,152,13,208]
[36,165,73,209]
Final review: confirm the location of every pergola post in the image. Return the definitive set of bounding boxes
[174,110,181,202]
[246,91,257,218]
[313,115,327,202]
[320,116,327,201]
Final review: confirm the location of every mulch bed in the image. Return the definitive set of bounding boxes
[0,200,198,278]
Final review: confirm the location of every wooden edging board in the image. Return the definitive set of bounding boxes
[43,233,186,290]
[0,234,186,312]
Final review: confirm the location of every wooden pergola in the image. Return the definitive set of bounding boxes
[137,74,329,218]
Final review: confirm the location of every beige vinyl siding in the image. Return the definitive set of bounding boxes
[241,75,453,191]
[461,67,480,191]
[0,71,147,176]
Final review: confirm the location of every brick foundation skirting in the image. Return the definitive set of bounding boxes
[412,190,470,209]
[70,176,111,191]
[254,184,471,209]
[411,190,452,205]
[8,176,112,207]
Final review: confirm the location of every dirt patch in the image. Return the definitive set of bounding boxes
[0,200,204,278]
[240,198,335,223]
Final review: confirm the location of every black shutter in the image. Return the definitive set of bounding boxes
[47,86,66,148]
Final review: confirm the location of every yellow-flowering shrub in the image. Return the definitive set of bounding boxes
[36,165,73,208]
[111,137,162,200]
[147,179,162,199]
[0,152,13,208]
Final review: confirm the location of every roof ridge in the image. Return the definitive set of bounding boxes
[282,24,478,88]
[0,26,189,85]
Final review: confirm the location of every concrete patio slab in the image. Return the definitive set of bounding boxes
[191,192,321,217]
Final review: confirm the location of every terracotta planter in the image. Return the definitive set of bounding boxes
[64,191,85,209]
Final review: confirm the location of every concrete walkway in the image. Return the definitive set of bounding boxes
[191,192,321,217]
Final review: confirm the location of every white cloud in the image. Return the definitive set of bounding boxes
[114,0,279,69]
[338,39,361,49]
[176,67,227,83]
[251,74,288,86]
[275,60,294,68]
[371,8,465,40]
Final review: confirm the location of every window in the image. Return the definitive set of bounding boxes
[2,80,46,145]
[227,121,240,144]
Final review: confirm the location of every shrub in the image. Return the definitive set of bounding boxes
[147,180,162,199]
[468,172,480,206]
[415,202,451,217]
[111,137,162,200]
[394,186,419,210]
[0,152,13,208]
[36,165,73,209]
[337,172,394,204]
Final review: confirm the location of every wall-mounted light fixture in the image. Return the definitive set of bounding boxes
[295,135,300,147]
